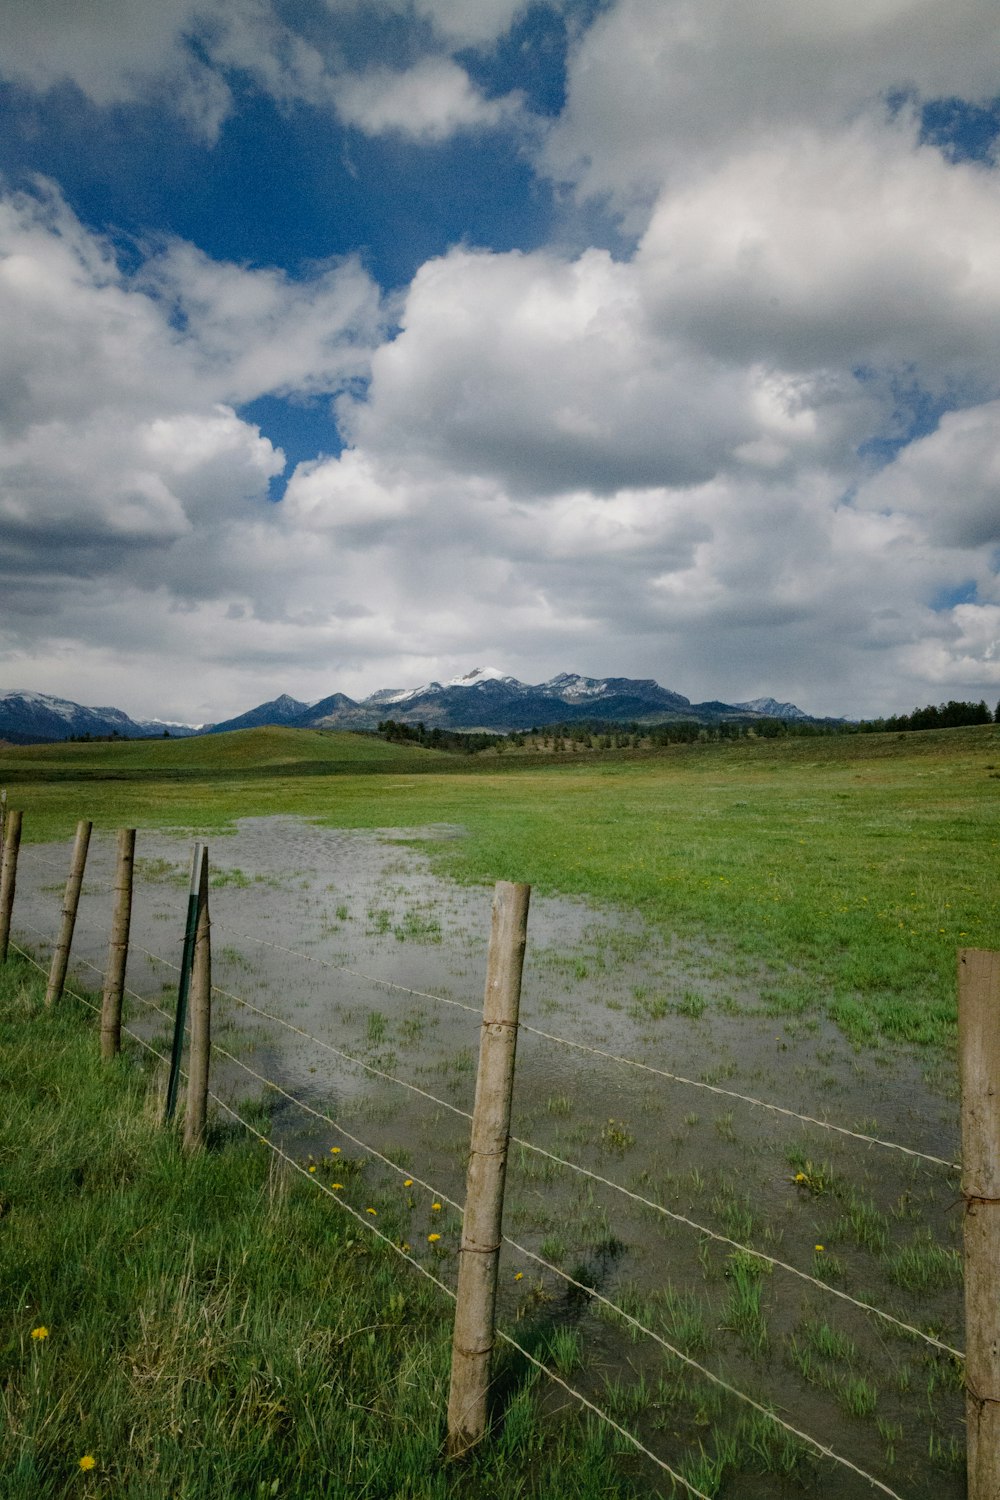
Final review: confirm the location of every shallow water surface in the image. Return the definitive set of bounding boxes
[13,816,965,1498]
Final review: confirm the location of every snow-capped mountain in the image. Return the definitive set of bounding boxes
[0,690,202,743]
[733,697,811,721]
[0,675,818,744]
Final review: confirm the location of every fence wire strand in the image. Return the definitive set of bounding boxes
[9,922,963,1362]
[221,924,958,1172]
[211,1095,716,1500]
[206,970,966,1361]
[1,939,934,1497]
[12,842,959,1171]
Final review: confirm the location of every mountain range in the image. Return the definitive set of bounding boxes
[0,669,819,745]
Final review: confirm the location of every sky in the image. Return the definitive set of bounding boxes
[2,0,1000,723]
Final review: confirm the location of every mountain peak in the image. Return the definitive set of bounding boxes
[447,667,511,687]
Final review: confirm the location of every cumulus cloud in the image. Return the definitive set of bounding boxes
[1,0,235,141]
[635,119,1000,381]
[544,0,1000,212]
[0,183,389,714]
[5,2,1000,720]
[855,401,1000,549]
[0,0,528,144]
[333,57,520,141]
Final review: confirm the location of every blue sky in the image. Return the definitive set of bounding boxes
[1,0,999,722]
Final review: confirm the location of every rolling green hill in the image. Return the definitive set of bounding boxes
[0,726,453,780]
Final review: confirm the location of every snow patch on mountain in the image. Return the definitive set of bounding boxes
[735,697,809,720]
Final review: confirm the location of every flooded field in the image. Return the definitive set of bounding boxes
[12,816,965,1498]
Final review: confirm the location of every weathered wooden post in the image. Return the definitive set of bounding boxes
[0,808,23,963]
[959,948,1000,1500]
[100,828,136,1059]
[446,880,531,1457]
[182,849,211,1155]
[45,819,92,1006]
[164,843,205,1124]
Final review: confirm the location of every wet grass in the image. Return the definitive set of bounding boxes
[0,955,659,1500]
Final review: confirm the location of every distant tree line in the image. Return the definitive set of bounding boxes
[376,699,1000,756]
[853,699,998,734]
[376,720,500,754]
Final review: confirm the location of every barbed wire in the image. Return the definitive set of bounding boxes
[220,925,958,1171]
[0,940,934,1497]
[8,922,962,1361]
[13,846,70,874]
[11,842,959,1171]
[506,1132,963,1360]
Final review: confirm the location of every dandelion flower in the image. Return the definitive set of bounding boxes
[330,1146,341,1155]
[431,1202,441,1212]
[814,1244,824,1252]
[428,1233,441,1243]
[331,1183,343,1190]
[366,1207,377,1215]
[31,1326,49,1341]
[403,1179,413,1188]
[308,1165,317,1173]
[514,1272,523,1282]
[794,1172,806,1183]
[78,1455,96,1471]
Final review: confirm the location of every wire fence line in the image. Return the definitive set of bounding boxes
[14,838,959,1171]
[6,937,715,1500]
[222,924,959,1172]
[5,827,968,1496]
[11,908,964,1362]
[5,934,910,1499]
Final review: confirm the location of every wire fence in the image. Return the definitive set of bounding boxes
[4,822,970,1498]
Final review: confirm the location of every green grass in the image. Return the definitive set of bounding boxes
[0,956,654,1500]
[4,720,1000,1048]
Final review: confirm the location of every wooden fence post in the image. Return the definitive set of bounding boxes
[100,829,136,1059]
[183,849,211,1155]
[45,819,92,1007]
[959,947,1000,1500]
[164,843,205,1124]
[0,809,23,963]
[446,880,531,1458]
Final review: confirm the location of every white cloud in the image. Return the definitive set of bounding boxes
[5,4,1000,720]
[545,0,1000,213]
[855,401,1000,549]
[333,57,519,141]
[0,0,527,144]
[635,120,1000,381]
[0,0,235,141]
[0,183,388,713]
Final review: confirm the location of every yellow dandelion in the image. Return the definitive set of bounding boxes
[514,1272,523,1281]
[308,1165,317,1173]
[794,1172,806,1183]
[331,1182,343,1190]
[428,1232,441,1243]
[330,1146,341,1155]
[31,1326,49,1341]
[431,1202,441,1212]
[815,1244,824,1252]
[366,1207,377,1215]
[78,1455,96,1471]
[403,1179,413,1187]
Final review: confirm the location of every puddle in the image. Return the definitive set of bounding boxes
[12,817,965,1497]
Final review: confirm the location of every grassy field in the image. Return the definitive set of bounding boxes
[3,723,997,1051]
